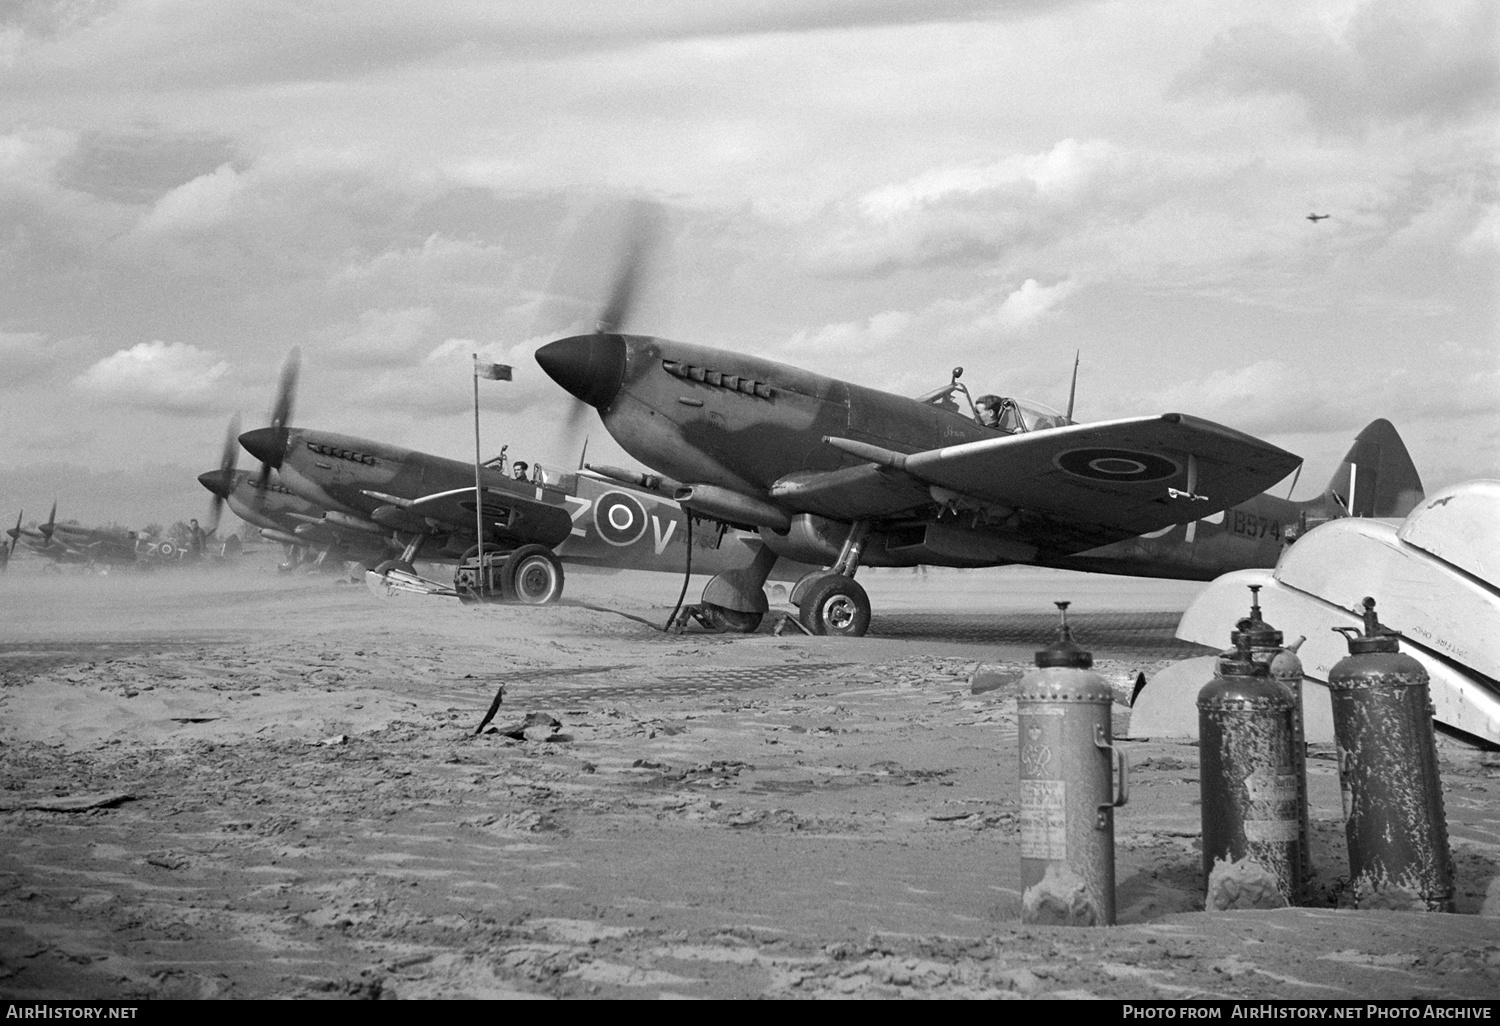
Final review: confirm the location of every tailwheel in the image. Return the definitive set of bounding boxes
[502,544,564,605]
[797,574,871,638]
[700,604,764,634]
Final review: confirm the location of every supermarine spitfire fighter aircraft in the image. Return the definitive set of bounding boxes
[2,503,179,568]
[195,466,396,570]
[197,414,403,572]
[235,353,814,618]
[234,354,572,596]
[535,329,1422,637]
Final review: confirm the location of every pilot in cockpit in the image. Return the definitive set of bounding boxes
[975,394,1003,430]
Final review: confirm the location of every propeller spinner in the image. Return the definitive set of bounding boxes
[535,200,660,420]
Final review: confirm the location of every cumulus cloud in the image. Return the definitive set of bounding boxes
[1178,0,1499,132]
[1126,356,1500,443]
[353,336,556,418]
[59,130,243,205]
[805,139,1142,277]
[136,163,244,234]
[773,282,1086,399]
[1457,202,1500,256]
[335,235,517,306]
[329,306,439,365]
[859,139,1122,220]
[0,127,79,186]
[781,309,913,357]
[74,340,229,414]
[979,278,1077,335]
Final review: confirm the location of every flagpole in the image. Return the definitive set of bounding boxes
[472,354,484,593]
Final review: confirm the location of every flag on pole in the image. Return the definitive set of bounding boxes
[476,361,512,381]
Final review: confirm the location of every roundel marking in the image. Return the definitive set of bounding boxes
[593,490,649,547]
[1054,447,1181,483]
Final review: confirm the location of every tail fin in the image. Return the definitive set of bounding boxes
[1321,419,1424,518]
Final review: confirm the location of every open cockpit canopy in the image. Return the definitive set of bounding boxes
[915,367,1071,434]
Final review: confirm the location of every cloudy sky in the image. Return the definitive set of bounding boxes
[2,0,1495,531]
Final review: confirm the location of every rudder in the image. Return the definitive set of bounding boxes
[1323,419,1424,518]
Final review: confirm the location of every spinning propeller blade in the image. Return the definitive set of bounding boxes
[538,200,663,449]
[594,201,660,334]
[207,414,241,533]
[250,348,300,494]
[0,509,17,571]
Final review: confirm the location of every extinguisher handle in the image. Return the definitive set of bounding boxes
[1113,746,1129,808]
[1093,724,1130,808]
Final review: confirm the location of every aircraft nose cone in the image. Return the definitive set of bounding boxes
[197,470,234,498]
[536,333,627,410]
[239,426,287,467]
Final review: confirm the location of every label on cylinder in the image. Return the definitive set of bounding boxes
[1019,779,1068,859]
[1244,771,1298,803]
[1243,819,1300,842]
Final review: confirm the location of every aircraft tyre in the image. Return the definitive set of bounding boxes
[503,545,564,605]
[701,604,764,634]
[797,574,871,638]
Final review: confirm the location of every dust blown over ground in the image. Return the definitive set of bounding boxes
[2,559,1498,999]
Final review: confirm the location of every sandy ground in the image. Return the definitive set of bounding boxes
[1,554,1498,1000]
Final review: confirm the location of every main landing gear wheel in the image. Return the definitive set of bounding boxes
[797,574,871,638]
[700,604,764,634]
[502,544,564,605]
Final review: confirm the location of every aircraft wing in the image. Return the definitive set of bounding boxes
[815,413,1300,542]
[407,486,575,547]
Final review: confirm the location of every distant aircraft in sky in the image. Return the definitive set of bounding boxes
[1306,213,1330,222]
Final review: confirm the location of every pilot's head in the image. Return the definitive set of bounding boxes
[976,394,1001,409]
[512,461,529,480]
